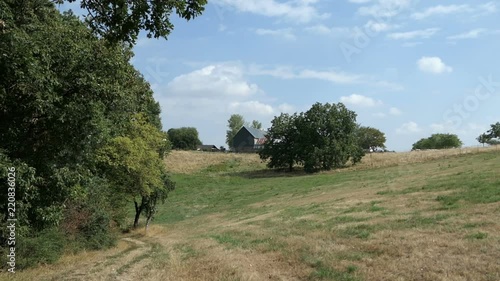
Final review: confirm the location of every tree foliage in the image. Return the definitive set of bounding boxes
[53,0,208,45]
[226,114,245,149]
[258,113,301,171]
[412,134,463,150]
[251,120,262,130]
[167,127,202,150]
[0,0,181,266]
[356,126,386,151]
[259,103,365,173]
[477,122,500,146]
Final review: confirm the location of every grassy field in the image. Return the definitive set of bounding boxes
[8,147,500,281]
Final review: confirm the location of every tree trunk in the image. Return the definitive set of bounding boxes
[133,198,144,229]
[145,214,152,233]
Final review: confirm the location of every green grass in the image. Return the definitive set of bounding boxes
[393,213,452,229]
[465,232,489,240]
[307,260,361,281]
[174,243,199,260]
[10,149,500,281]
[337,224,378,239]
[152,149,500,281]
[146,243,170,269]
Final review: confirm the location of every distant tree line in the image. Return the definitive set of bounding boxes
[477,122,500,146]
[412,134,462,150]
[167,127,202,150]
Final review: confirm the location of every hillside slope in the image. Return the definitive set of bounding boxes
[9,148,500,281]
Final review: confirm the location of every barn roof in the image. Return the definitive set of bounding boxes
[197,145,219,150]
[243,126,267,139]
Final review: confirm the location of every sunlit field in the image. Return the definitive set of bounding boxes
[10,147,500,281]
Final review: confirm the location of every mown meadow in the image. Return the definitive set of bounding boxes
[8,147,500,281]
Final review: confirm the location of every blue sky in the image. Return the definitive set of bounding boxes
[59,0,500,151]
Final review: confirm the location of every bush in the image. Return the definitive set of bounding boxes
[412,133,462,150]
[16,228,65,269]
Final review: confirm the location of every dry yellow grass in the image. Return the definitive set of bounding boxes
[164,150,263,174]
[352,145,499,171]
[165,145,499,174]
[6,146,500,281]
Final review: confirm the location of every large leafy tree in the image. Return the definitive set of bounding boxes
[412,134,462,150]
[259,113,301,171]
[226,114,245,149]
[53,0,207,44]
[300,103,363,172]
[167,127,202,150]
[356,126,386,151]
[260,103,364,173]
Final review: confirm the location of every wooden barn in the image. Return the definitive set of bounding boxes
[232,126,267,152]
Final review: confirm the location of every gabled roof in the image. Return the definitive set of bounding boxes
[243,126,267,139]
[197,145,219,150]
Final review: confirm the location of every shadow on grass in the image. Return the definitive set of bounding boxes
[228,168,313,179]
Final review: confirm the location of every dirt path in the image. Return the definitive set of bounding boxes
[33,237,152,281]
[12,215,305,281]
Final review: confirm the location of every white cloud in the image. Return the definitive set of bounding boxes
[246,64,296,79]
[304,25,351,36]
[389,107,402,116]
[298,69,362,84]
[349,0,372,3]
[212,0,329,23]
[229,101,275,116]
[401,41,422,47]
[248,65,363,84]
[396,122,421,134]
[411,4,471,20]
[255,28,296,40]
[157,63,294,146]
[340,94,383,107]
[277,103,296,114]
[364,20,396,33]
[357,0,413,18]
[388,28,439,40]
[412,3,497,20]
[417,56,453,74]
[247,64,401,90]
[447,28,488,40]
[480,2,497,13]
[373,112,387,118]
[167,64,261,97]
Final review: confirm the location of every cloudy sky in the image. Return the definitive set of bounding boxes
[60,0,500,151]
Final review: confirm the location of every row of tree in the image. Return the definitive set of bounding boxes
[410,122,500,151]
[0,0,207,269]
